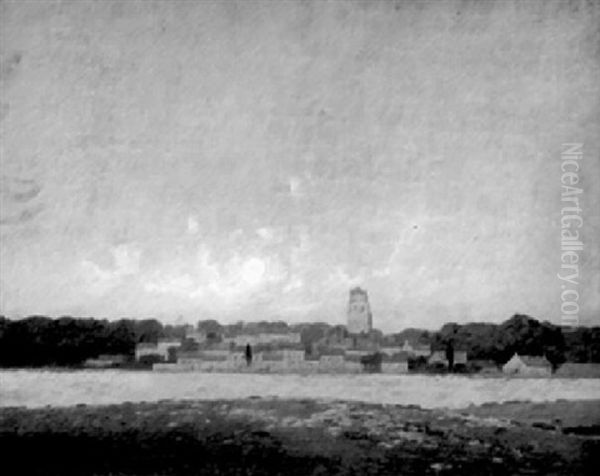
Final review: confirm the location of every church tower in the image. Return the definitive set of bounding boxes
[347,287,373,334]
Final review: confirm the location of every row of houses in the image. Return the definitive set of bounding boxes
[487,353,600,377]
[126,333,595,378]
[141,330,451,374]
[130,335,511,375]
[92,339,598,377]
[142,339,477,374]
[153,345,412,374]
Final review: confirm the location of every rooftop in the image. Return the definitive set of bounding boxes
[518,355,551,368]
[382,351,410,362]
[383,354,409,363]
[136,343,157,349]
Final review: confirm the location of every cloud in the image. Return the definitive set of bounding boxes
[80,260,118,295]
[283,276,303,293]
[144,273,196,296]
[187,216,200,235]
[80,243,141,295]
[289,177,302,198]
[373,267,391,278]
[141,244,286,311]
[256,227,275,241]
[324,267,363,290]
[112,244,141,275]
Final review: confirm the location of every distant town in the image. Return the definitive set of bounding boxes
[2,287,598,378]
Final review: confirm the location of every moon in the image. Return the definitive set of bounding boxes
[240,258,266,285]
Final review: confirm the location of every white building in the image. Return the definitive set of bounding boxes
[401,340,431,357]
[380,347,404,357]
[185,330,207,344]
[135,340,181,361]
[381,354,409,374]
[174,346,307,372]
[502,353,552,377]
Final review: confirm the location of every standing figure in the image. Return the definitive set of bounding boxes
[245,343,253,366]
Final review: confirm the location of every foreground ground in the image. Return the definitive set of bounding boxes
[1,398,599,475]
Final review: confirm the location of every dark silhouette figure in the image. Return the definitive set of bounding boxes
[446,341,455,372]
[245,344,252,366]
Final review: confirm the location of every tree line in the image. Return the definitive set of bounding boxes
[0,314,598,368]
[0,316,187,367]
[428,314,600,367]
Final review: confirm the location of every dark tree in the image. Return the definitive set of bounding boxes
[196,320,223,335]
[360,352,382,373]
[134,319,163,343]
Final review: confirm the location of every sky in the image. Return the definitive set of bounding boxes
[1,0,599,331]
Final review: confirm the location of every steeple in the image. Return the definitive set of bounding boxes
[347,287,373,334]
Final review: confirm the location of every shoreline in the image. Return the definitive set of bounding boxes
[2,366,600,378]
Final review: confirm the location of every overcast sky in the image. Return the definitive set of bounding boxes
[1,0,599,331]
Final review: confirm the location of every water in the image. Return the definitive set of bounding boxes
[1,370,599,409]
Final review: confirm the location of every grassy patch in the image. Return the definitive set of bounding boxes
[1,399,599,475]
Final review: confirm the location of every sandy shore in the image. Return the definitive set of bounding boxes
[1,398,598,475]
